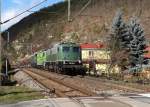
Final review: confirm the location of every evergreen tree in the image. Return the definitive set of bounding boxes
[128,17,148,69]
[109,10,148,73]
[111,10,124,51]
[109,10,130,70]
[111,10,130,51]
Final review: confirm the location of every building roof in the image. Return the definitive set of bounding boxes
[144,46,150,58]
[80,43,104,49]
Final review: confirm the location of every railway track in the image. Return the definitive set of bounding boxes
[23,68,149,98]
[83,76,147,93]
[33,68,149,93]
[23,68,96,97]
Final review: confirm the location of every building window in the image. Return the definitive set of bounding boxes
[89,50,94,57]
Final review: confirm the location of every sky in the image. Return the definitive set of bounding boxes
[1,0,63,31]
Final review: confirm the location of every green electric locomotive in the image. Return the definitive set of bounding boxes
[31,42,85,75]
[45,42,85,75]
[31,51,46,68]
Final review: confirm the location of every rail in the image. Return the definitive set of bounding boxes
[23,68,96,97]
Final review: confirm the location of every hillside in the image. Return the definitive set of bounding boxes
[1,0,150,62]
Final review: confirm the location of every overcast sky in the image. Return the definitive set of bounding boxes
[1,0,63,32]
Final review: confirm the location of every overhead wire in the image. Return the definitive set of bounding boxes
[1,0,47,24]
[1,0,93,25]
[71,0,92,21]
[2,0,93,45]
[27,0,93,52]
[27,10,59,15]
[46,0,93,31]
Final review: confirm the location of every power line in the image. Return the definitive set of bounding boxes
[38,0,92,25]
[72,0,91,21]
[1,0,92,25]
[25,0,93,32]
[27,10,59,14]
[1,0,47,25]
[27,10,62,17]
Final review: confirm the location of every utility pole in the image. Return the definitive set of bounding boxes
[0,31,1,86]
[7,31,10,44]
[5,31,9,77]
[68,0,71,21]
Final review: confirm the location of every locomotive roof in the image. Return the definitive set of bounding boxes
[53,42,78,47]
[32,42,79,55]
[59,42,77,45]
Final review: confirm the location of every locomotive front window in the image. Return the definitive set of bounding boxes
[73,47,80,52]
[63,47,70,52]
[43,53,45,56]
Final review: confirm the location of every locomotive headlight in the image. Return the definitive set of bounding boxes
[78,60,81,64]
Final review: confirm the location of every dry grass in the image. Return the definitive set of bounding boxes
[0,86,45,104]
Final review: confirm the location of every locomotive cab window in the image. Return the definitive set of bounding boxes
[63,47,70,52]
[43,53,45,56]
[57,47,59,52]
[73,47,80,52]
